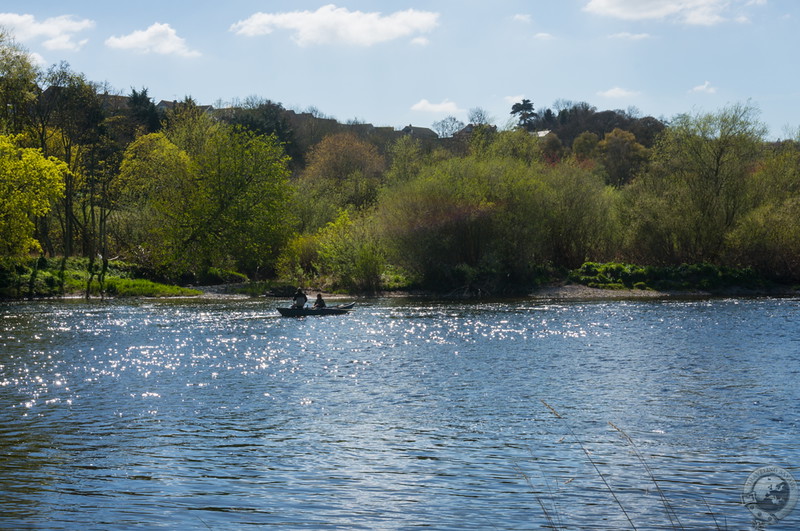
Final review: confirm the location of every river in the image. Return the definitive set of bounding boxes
[1,296,798,529]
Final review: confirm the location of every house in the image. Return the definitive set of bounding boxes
[400,125,438,139]
[156,100,214,114]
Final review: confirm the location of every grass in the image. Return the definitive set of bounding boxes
[569,261,768,292]
[531,400,727,530]
[0,256,200,299]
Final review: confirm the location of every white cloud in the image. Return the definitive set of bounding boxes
[105,23,201,57]
[411,36,430,46]
[28,52,46,67]
[0,13,94,51]
[584,0,734,25]
[230,4,439,47]
[513,14,532,23]
[690,80,717,93]
[504,94,526,105]
[598,86,640,98]
[534,32,554,40]
[411,99,462,114]
[609,31,651,40]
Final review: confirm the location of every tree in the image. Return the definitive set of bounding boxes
[118,117,295,278]
[0,32,39,135]
[0,135,66,259]
[297,132,385,230]
[540,133,564,164]
[128,87,161,134]
[510,99,536,131]
[596,128,649,187]
[468,107,492,125]
[386,135,425,185]
[432,115,465,138]
[623,103,767,263]
[572,131,599,162]
[219,97,301,165]
[26,63,106,258]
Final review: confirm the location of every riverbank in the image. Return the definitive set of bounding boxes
[528,282,799,300]
[193,280,800,302]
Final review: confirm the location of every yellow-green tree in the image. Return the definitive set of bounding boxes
[117,110,294,279]
[0,135,66,259]
[596,128,649,187]
[623,103,766,263]
[295,132,385,230]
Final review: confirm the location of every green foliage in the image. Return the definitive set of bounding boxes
[313,211,385,293]
[570,261,764,291]
[276,233,321,286]
[295,132,385,231]
[117,114,294,279]
[572,131,599,161]
[726,197,800,281]
[0,32,39,135]
[0,134,67,259]
[372,138,617,292]
[101,278,200,297]
[487,128,541,164]
[0,256,199,298]
[596,128,649,187]
[621,103,767,265]
[199,267,248,286]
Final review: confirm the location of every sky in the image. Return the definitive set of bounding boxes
[2,0,799,139]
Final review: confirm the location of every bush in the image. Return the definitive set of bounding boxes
[199,267,248,285]
[570,261,765,291]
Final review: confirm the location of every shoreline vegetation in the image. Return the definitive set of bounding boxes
[3,34,800,299]
[3,257,796,301]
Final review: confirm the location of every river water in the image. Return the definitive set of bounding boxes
[1,296,798,530]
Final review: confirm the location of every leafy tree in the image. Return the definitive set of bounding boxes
[296,132,385,230]
[572,131,599,161]
[623,103,767,263]
[540,133,564,164]
[314,210,385,292]
[726,198,800,281]
[385,135,425,185]
[596,128,649,187]
[540,162,617,268]
[375,158,496,289]
[510,99,536,131]
[26,63,106,258]
[0,32,39,134]
[487,128,541,165]
[128,87,161,134]
[118,117,294,278]
[0,135,66,259]
[219,97,301,165]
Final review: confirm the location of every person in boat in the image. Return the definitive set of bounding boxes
[313,293,326,309]
[291,288,308,309]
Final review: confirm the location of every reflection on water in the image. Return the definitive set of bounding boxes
[1,297,799,529]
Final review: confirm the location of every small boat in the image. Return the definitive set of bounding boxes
[276,302,355,317]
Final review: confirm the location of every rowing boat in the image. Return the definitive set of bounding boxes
[276,302,355,317]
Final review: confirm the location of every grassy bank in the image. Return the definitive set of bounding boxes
[0,257,201,299]
[568,261,774,292]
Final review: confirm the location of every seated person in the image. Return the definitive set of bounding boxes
[313,293,326,309]
[291,288,307,309]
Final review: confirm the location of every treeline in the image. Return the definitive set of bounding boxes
[2,32,800,296]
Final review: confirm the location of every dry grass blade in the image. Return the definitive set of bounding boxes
[608,421,683,530]
[541,400,637,530]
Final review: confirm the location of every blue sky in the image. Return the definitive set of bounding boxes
[2,0,798,139]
